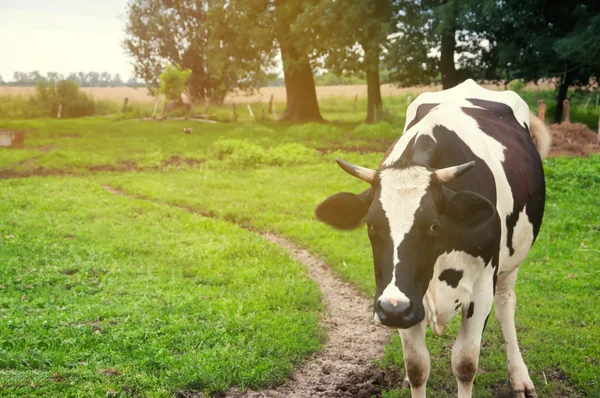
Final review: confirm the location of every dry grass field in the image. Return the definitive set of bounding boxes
[0,80,556,105]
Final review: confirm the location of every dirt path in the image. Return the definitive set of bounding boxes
[102,185,397,398]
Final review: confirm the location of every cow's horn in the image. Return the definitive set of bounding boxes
[336,158,376,184]
[434,161,475,182]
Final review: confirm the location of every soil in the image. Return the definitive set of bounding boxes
[548,122,600,157]
[102,186,397,398]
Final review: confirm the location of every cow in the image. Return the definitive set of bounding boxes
[315,79,550,398]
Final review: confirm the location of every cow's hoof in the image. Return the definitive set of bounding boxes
[513,389,537,398]
[402,377,410,389]
[525,388,538,398]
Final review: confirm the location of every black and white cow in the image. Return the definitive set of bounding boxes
[315,80,550,398]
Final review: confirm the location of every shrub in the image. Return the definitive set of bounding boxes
[353,121,396,139]
[30,79,95,118]
[159,64,192,102]
[212,139,320,167]
[267,143,320,166]
[507,79,525,92]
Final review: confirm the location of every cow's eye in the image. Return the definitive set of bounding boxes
[429,220,441,235]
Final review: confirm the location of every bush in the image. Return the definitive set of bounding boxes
[353,122,397,139]
[159,64,192,102]
[30,79,95,118]
[212,139,320,167]
[507,79,526,92]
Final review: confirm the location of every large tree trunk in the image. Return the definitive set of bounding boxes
[280,44,322,122]
[364,44,382,124]
[440,26,458,89]
[554,69,574,124]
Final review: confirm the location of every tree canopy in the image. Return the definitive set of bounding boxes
[119,0,600,122]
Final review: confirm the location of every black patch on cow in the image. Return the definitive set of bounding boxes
[455,303,461,311]
[405,103,440,131]
[467,302,475,319]
[315,189,372,230]
[483,313,491,332]
[455,299,459,303]
[430,126,501,266]
[439,269,463,288]
[463,98,545,248]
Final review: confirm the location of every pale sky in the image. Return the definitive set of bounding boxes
[0,0,134,82]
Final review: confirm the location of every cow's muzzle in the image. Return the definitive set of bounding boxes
[374,297,424,328]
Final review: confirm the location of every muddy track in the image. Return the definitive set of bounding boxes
[102,185,398,398]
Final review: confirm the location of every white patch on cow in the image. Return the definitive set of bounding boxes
[373,312,381,324]
[505,206,535,271]
[377,166,432,303]
[404,79,530,133]
[425,250,487,336]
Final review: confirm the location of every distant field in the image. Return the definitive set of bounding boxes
[0,81,554,104]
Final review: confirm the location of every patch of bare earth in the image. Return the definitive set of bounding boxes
[548,122,600,157]
[101,186,396,398]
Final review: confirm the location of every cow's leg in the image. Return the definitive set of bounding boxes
[495,268,536,397]
[399,321,429,398]
[452,274,494,398]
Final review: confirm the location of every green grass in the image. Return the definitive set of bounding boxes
[101,155,600,397]
[0,98,598,396]
[0,118,401,174]
[0,178,323,396]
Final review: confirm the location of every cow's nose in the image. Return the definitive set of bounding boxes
[375,298,415,327]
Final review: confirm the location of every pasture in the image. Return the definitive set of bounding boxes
[0,103,599,397]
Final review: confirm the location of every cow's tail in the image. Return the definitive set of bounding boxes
[529,112,551,159]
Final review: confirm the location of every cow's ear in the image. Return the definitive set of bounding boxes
[442,189,496,228]
[315,189,372,230]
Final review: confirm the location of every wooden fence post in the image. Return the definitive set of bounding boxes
[268,95,274,114]
[563,99,570,123]
[122,97,129,113]
[232,102,237,122]
[537,100,546,122]
[57,104,62,119]
[247,104,254,119]
[205,97,211,114]
[353,95,358,112]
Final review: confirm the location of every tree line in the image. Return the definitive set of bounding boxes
[0,71,139,88]
[123,0,600,123]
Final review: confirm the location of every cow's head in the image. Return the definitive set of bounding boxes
[315,158,497,330]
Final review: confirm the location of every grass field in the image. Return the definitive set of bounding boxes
[1,104,599,397]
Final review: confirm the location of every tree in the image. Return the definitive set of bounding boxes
[316,0,394,123]
[273,0,323,121]
[493,0,600,122]
[159,64,192,102]
[385,0,498,89]
[123,0,274,103]
[112,73,124,87]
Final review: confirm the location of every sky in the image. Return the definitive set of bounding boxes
[0,0,134,82]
